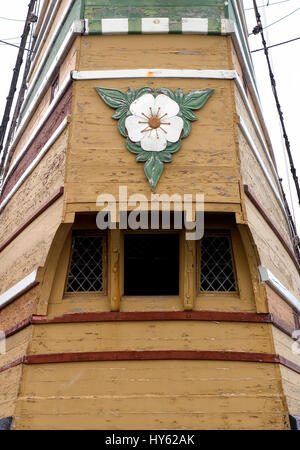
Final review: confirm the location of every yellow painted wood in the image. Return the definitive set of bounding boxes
[13,360,289,430]
[28,321,274,355]
[272,326,300,367]
[0,198,63,295]
[109,229,121,311]
[279,366,300,415]
[237,224,268,313]
[182,239,196,310]
[0,129,67,244]
[246,197,300,301]
[0,327,32,369]
[36,221,73,315]
[0,366,22,419]
[78,35,231,72]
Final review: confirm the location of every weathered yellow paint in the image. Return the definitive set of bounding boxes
[28,321,274,355]
[13,360,290,430]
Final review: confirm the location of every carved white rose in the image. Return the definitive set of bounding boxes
[125,93,184,152]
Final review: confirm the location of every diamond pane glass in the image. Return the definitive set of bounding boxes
[66,236,104,292]
[200,236,236,292]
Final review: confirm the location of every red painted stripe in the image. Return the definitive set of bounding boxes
[5,316,32,338]
[0,357,24,374]
[244,185,300,272]
[1,352,299,376]
[25,350,278,365]
[2,310,296,344]
[31,311,272,324]
[0,187,64,253]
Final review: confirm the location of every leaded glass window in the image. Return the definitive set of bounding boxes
[199,233,236,292]
[66,235,105,293]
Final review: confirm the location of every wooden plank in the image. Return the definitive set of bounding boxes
[0,365,22,419]
[0,188,64,253]
[0,327,32,371]
[0,130,67,244]
[13,360,289,429]
[246,197,300,302]
[244,185,299,275]
[267,285,296,331]
[0,198,63,295]
[78,34,230,71]
[28,321,274,355]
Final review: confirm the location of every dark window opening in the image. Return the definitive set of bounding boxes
[66,235,104,292]
[200,234,236,292]
[124,233,179,296]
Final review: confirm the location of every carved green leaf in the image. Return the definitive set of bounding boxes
[154,87,175,100]
[182,117,191,138]
[165,140,181,153]
[136,151,150,162]
[135,86,153,99]
[181,107,197,121]
[126,87,136,104]
[174,88,184,106]
[126,138,142,154]
[118,114,128,137]
[144,153,164,190]
[157,151,172,163]
[182,88,214,110]
[95,87,127,109]
[112,106,129,119]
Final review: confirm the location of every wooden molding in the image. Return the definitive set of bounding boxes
[244,185,300,274]
[2,310,297,344]
[31,310,272,324]
[2,350,300,376]
[4,316,32,338]
[0,357,24,374]
[24,350,277,364]
[21,350,300,376]
[0,187,64,253]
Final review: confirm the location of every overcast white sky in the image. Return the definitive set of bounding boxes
[0,0,299,228]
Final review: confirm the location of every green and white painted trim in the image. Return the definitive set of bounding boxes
[85,17,234,35]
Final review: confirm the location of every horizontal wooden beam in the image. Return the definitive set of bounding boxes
[21,350,299,375]
[2,309,296,342]
[0,187,64,253]
[2,350,300,376]
[32,311,271,324]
